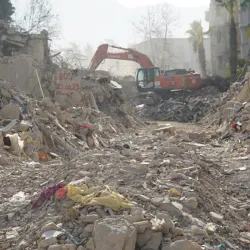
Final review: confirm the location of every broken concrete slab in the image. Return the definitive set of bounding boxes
[162,240,201,250]
[0,104,20,119]
[93,217,137,250]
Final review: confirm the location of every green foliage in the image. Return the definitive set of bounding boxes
[225,57,249,80]
[218,0,250,16]
[0,0,15,22]
[185,20,204,52]
[185,20,207,77]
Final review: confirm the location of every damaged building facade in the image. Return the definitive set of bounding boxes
[0,20,50,97]
[208,0,250,77]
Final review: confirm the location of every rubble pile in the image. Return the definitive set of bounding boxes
[136,86,222,122]
[1,74,250,250]
[1,121,250,250]
[201,77,250,152]
[0,77,142,161]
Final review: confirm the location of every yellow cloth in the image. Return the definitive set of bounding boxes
[67,184,131,211]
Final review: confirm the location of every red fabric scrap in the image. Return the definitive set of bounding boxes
[79,124,94,139]
[32,183,65,209]
[79,124,92,130]
[231,123,237,129]
[240,225,250,232]
[55,187,67,200]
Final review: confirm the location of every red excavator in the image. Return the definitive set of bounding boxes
[88,44,201,97]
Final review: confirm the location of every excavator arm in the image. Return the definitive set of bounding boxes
[88,44,155,72]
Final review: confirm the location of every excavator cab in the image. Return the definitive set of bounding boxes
[136,67,161,92]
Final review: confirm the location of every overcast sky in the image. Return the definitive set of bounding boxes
[12,0,210,50]
[118,0,209,8]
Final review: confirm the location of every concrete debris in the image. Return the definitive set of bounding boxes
[162,240,201,250]
[93,217,137,250]
[136,86,223,122]
[1,74,250,250]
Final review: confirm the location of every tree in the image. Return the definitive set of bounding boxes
[84,43,94,66]
[186,21,207,77]
[54,43,87,69]
[0,0,15,22]
[133,2,177,69]
[218,0,250,81]
[15,0,59,37]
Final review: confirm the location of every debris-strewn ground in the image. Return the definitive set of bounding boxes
[1,77,250,250]
[135,86,223,123]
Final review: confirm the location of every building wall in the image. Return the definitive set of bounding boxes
[0,55,44,98]
[209,0,250,77]
[239,2,250,58]
[209,0,229,77]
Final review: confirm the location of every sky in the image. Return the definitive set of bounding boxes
[118,0,209,8]
[12,0,210,50]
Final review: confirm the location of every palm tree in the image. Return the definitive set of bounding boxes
[217,0,250,81]
[186,21,206,77]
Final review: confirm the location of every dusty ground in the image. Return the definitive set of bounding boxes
[1,120,250,250]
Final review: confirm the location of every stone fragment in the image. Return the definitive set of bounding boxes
[172,236,186,242]
[79,171,92,177]
[85,238,94,250]
[158,146,180,155]
[142,232,162,250]
[82,213,100,223]
[171,227,184,238]
[156,212,174,232]
[151,197,164,206]
[96,208,108,218]
[209,212,224,222]
[41,222,58,234]
[131,152,143,161]
[137,229,153,248]
[152,126,176,135]
[93,217,137,250]
[64,244,77,250]
[0,104,20,119]
[170,172,187,181]
[0,131,3,148]
[160,200,183,217]
[162,240,201,250]
[204,223,217,234]
[191,226,208,237]
[121,164,148,175]
[77,247,87,250]
[48,245,62,250]
[133,221,150,233]
[38,237,57,248]
[48,245,77,250]
[18,240,28,249]
[6,229,19,242]
[137,194,150,202]
[2,242,11,249]
[188,132,206,143]
[183,197,198,210]
[127,207,145,222]
[240,232,250,241]
[83,224,94,234]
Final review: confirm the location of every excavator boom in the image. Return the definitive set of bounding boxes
[89,43,201,97]
[88,44,155,71]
